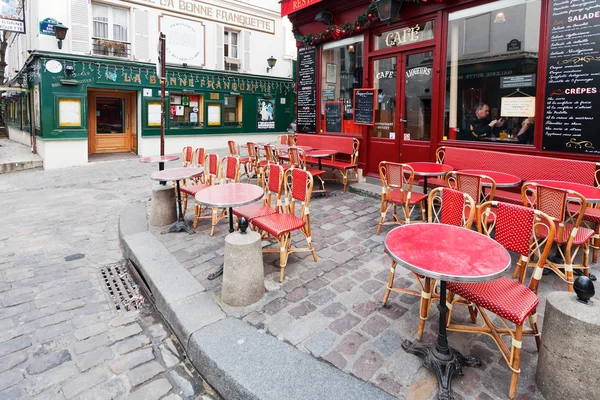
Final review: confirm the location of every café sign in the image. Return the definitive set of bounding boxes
[281,0,322,17]
[123,0,275,34]
[377,21,435,49]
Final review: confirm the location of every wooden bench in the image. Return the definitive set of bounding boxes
[294,134,360,192]
[431,146,598,204]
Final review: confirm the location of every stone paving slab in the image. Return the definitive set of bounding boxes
[0,138,42,174]
[149,178,599,400]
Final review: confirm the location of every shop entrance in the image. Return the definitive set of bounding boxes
[367,47,436,175]
[88,90,136,154]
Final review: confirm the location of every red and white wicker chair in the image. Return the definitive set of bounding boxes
[181,147,206,215]
[187,153,219,229]
[252,168,317,282]
[446,201,555,399]
[288,147,327,197]
[228,140,251,182]
[232,163,284,227]
[382,187,475,341]
[446,171,497,206]
[181,146,193,167]
[376,161,427,235]
[204,156,240,236]
[521,182,593,291]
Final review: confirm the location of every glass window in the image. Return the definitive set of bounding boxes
[445,0,541,145]
[321,37,364,123]
[404,52,433,141]
[374,21,435,51]
[225,31,240,72]
[170,94,204,128]
[224,95,242,126]
[96,97,124,134]
[373,57,396,139]
[92,4,128,41]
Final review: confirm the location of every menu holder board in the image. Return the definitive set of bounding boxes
[324,102,343,133]
[353,89,376,126]
[542,0,600,154]
[297,46,317,133]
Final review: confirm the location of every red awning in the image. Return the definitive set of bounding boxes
[281,0,323,17]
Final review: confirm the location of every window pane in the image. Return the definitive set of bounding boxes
[445,0,540,145]
[404,52,432,141]
[224,96,241,124]
[112,8,128,41]
[373,57,396,139]
[96,98,124,134]
[94,21,108,38]
[92,5,108,21]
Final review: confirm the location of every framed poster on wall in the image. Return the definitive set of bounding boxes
[148,101,161,127]
[326,63,337,84]
[58,98,82,127]
[207,104,221,126]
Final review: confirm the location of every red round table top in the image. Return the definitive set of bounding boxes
[385,224,511,282]
[275,145,313,152]
[306,149,338,158]
[194,183,264,208]
[459,169,521,188]
[407,162,454,176]
[140,155,179,163]
[242,142,269,148]
[150,167,203,181]
[529,180,600,203]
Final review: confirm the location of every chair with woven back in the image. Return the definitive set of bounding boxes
[204,156,240,236]
[445,201,555,399]
[446,171,497,206]
[180,147,206,216]
[228,140,251,182]
[232,163,284,230]
[382,187,475,341]
[189,153,219,230]
[252,168,317,282]
[181,146,193,167]
[287,146,327,197]
[248,142,268,187]
[521,182,593,291]
[376,161,427,235]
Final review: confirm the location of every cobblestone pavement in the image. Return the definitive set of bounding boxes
[0,159,219,400]
[152,179,600,400]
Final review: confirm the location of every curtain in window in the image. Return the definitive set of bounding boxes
[113,8,128,42]
[92,5,108,38]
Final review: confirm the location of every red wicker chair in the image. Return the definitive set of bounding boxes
[228,140,251,182]
[252,168,317,282]
[181,146,193,167]
[181,147,206,216]
[446,201,555,399]
[187,153,219,230]
[205,156,240,236]
[521,182,593,291]
[232,163,284,226]
[288,147,327,197]
[376,161,427,235]
[382,187,475,341]
[446,171,497,205]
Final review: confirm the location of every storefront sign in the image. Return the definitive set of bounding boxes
[160,15,205,66]
[542,0,600,154]
[375,22,434,50]
[257,99,275,130]
[39,17,58,36]
[281,0,322,17]
[297,46,317,133]
[500,74,536,88]
[0,0,25,34]
[507,39,521,52]
[124,0,275,34]
[406,67,431,79]
[501,97,536,117]
[353,88,376,126]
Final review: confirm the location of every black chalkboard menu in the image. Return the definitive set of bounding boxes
[324,102,343,133]
[353,89,376,126]
[297,47,317,134]
[542,0,600,155]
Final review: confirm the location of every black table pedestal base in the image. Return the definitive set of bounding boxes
[207,206,234,280]
[162,219,195,235]
[402,340,480,400]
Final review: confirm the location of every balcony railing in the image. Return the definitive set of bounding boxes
[92,38,131,58]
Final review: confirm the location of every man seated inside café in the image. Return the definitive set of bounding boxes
[459,103,505,140]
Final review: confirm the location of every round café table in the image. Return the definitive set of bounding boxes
[151,167,203,234]
[140,155,179,163]
[195,183,264,279]
[306,149,338,170]
[385,224,511,399]
[274,144,313,152]
[528,180,600,203]
[459,169,521,188]
[407,162,454,194]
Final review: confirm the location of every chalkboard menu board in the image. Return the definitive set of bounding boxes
[297,47,317,133]
[353,89,376,125]
[324,102,343,133]
[542,0,600,155]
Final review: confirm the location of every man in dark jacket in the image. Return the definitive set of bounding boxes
[463,103,504,140]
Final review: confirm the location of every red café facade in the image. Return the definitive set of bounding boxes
[283,0,600,178]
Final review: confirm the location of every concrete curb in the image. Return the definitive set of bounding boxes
[118,201,395,400]
[0,160,43,174]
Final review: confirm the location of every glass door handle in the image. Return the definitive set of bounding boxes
[399,118,408,123]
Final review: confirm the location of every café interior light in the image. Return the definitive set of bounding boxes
[347,44,355,53]
[494,12,506,23]
[375,0,404,25]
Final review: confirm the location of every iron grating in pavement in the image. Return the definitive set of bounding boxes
[100,262,147,312]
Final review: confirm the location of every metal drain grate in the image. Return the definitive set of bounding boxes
[100,262,146,311]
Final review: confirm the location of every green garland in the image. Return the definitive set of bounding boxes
[292,0,429,46]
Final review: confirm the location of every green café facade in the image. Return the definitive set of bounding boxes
[7,52,295,169]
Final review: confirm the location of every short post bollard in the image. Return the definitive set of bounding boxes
[150,184,177,227]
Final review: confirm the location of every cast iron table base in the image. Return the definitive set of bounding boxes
[207,206,235,280]
[161,179,195,235]
[402,281,481,400]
